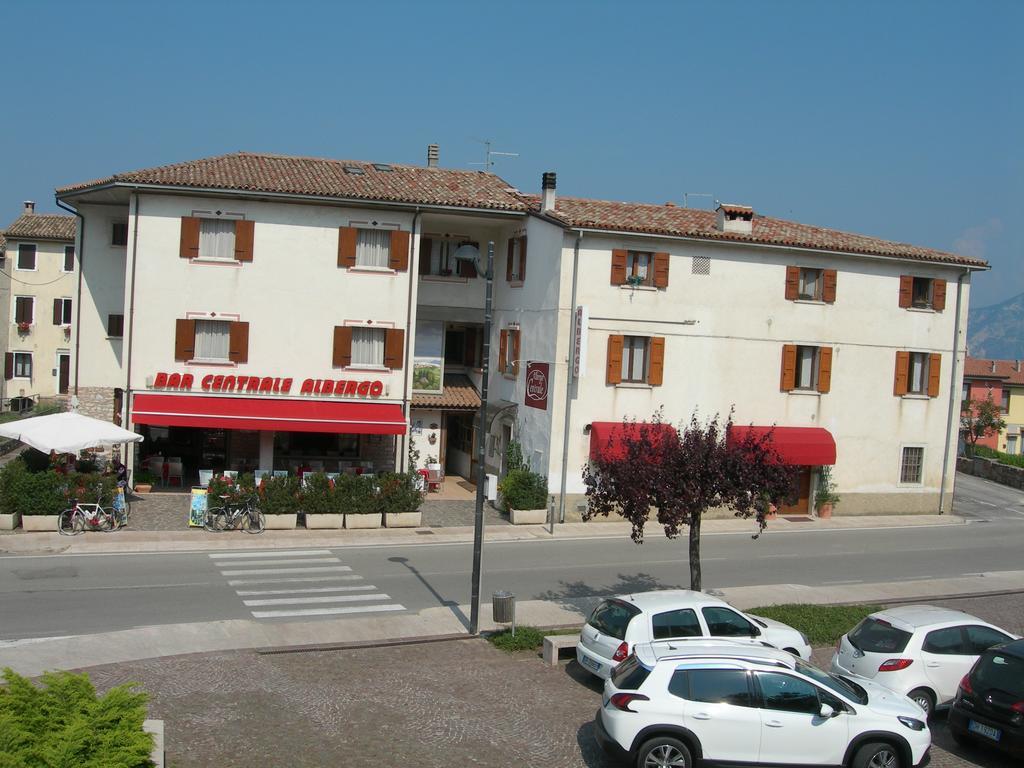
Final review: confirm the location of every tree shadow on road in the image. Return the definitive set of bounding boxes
[533,571,686,614]
[388,556,470,630]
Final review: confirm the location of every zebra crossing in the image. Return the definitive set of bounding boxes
[210,549,405,620]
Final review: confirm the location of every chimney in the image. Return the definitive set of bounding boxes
[427,144,439,168]
[715,203,754,234]
[991,361,997,374]
[23,201,35,215]
[541,171,557,212]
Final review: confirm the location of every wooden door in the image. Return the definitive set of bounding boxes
[57,354,70,395]
[779,468,811,516]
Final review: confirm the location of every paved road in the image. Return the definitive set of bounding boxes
[2,473,1023,641]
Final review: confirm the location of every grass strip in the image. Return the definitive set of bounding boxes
[748,603,882,646]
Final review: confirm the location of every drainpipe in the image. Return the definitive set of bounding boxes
[55,198,84,397]
[122,192,142,468]
[399,208,422,472]
[939,269,969,514]
[556,230,583,525]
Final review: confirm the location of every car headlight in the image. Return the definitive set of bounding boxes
[898,716,926,731]
[799,631,810,646]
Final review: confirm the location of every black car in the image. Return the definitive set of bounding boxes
[948,638,1024,758]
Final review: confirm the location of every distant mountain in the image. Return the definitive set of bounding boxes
[968,291,1024,360]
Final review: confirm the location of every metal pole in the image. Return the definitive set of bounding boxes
[469,241,494,635]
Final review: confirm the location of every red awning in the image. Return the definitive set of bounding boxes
[727,426,836,466]
[131,394,406,435]
[589,421,677,462]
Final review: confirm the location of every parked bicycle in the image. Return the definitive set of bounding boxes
[58,483,125,535]
[204,494,265,534]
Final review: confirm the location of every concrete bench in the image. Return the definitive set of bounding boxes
[543,633,579,666]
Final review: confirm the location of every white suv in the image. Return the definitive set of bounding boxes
[577,590,812,679]
[831,604,1017,718]
[596,642,932,768]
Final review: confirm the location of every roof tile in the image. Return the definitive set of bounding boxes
[964,357,1024,385]
[2,213,76,242]
[410,375,481,410]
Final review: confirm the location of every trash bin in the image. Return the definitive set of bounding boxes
[492,591,515,624]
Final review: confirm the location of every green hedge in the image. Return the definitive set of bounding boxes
[972,444,1024,469]
[0,460,118,516]
[748,603,882,646]
[498,469,548,511]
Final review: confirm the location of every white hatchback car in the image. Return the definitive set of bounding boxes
[576,590,812,679]
[831,605,1017,718]
[596,642,932,768]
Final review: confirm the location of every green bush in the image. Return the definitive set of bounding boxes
[488,625,547,652]
[0,459,28,516]
[373,472,424,515]
[299,472,342,515]
[207,473,255,506]
[9,471,72,516]
[0,667,153,768]
[747,603,883,646]
[498,468,548,511]
[134,470,156,486]
[260,474,299,515]
[973,444,1024,469]
[334,473,377,515]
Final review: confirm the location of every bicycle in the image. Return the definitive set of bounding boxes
[58,484,122,535]
[204,494,265,534]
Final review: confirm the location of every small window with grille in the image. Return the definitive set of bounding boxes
[900,446,924,484]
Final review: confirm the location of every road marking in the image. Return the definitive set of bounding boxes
[213,557,341,567]
[227,575,364,586]
[209,549,333,559]
[235,585,376,596]
[219,565,353,576]
[242,593,390,607]
[250,603,405,619]
[822,579,863,585]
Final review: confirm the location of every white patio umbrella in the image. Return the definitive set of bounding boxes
[0,412,144,454]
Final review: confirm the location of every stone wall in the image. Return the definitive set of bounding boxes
[957,455,1024,490]
[76,386,116,422]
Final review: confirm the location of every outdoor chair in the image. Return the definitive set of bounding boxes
[166,461,184,487]
[198,469,214,487]
[272,470,288,479]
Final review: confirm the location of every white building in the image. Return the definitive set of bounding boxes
[56,151,985,515]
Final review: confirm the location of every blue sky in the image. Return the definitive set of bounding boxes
[3,0,1020,306]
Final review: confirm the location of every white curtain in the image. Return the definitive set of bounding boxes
[796,346,816,389]
[195,320,230,360]
[352,327,385,366]
[199,219,236,260]
[356,229,391,268]
[909,354,926,393]
[621,336,646,381]
[800,269,820,299]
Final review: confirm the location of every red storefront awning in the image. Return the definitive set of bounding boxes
[727,426,836,466]
[131,394,406,435]
[589,421,677,462]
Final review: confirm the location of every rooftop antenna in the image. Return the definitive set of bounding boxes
[469,139,519,171]
[683,192,715,209]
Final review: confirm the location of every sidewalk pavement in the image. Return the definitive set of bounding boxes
[0,512,966,555]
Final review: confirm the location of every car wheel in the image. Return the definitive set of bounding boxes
[637,736,692,768]
[907,687,934,719]
[852,741,903,768]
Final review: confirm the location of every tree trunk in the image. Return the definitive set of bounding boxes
[688,513,702,591]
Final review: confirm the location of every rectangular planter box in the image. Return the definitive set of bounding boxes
[304,513,343,529]
[510,507,548,525]
[385,511,422,528]
[22,515,59,532]
[264,513,297,530]
[345,513,382,529]
[0,512,20,530]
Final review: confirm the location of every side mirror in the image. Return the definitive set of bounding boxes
[818,703,837,719]
[749,626,761,638]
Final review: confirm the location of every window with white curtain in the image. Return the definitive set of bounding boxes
[356,229,391,268]
[198,219,236,260]
[194,319,230,360]
[621,336,649,383]
[795,346,820,390]
[352,327,385,367]
[908,352,929,395]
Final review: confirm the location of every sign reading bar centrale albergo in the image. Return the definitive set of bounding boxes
[151,372,385,398]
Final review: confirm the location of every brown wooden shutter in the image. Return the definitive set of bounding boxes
[498,330,508,374]
[174,319,195,361]
[457,241,478,278]
[823,269,837,303]
[389,230,410,271]
[928,353,941,398]
[817,346,833,393]
[333,326,353,367]
[506,240,515,281]
[14,298,27,324]
[228,321,249,363]
[518,236,527,281]
[4,353,13,380]
[53,299,62,325]
[898,275,914,308]
[785,266,800,300]
[648,337,666,386]
[233,220,254,262]
[893,351,910,396]
[511,330,521,376]
[463,326,477,367]
[337,227,358,268]
[607,335,624,385]
[780,344,797,391]
[932,279,947,311]
[179,217,200,259]
[384,328,405,369]
[418,237,432,275]
[611,249,628,285]
[653,252,670,288]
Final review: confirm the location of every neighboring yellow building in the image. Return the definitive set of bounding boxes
[1003,376,1024,456]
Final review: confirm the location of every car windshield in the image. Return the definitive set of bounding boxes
[974,651,1024,697]
[795,659,868,705]
[848,617,912,654]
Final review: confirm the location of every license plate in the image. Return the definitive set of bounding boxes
[581,654,601,672]
[968,720,1001,742]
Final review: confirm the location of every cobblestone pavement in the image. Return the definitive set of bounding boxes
[76,592,1023,768]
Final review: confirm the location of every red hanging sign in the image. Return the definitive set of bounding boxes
[525,362,549,410]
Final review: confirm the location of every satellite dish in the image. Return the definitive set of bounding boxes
[452,243,480,264]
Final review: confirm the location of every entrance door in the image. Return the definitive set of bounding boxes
[779,468,811,516]
[57,353,70,395]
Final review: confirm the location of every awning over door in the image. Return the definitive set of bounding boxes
[727,426,836,466]
[132,394,407,435]
[589,421,677,462]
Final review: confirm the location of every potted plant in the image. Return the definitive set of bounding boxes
[377,472,424,528]
[17,321,31,334]
[815,466,840,519]
[336,474,381,529]
[301,472,343,529]
[133,470,156,494]
[260,474,299,529]
[498,468,549,524]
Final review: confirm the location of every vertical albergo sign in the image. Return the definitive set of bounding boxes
[525,362,549,410]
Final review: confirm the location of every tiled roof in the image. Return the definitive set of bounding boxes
[531,196,986,268]
[3,213,76,242]
[410,375,481,410]
[58,152,529,213]
[964,357,1024,384]
[0,231,5,255]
